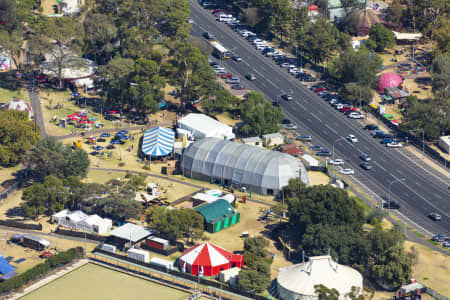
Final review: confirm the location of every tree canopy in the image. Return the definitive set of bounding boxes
[0,110,40,167]
[239,91,282,137]
[366,24,395,52]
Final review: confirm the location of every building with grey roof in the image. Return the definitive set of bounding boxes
[181,138,308,195]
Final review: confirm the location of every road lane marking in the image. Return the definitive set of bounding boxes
[310,112,322,122]
[373,161,387,172]
[325,124,338,135]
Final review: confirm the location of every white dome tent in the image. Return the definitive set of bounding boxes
[276,255,363,300]
[2,99,32,118]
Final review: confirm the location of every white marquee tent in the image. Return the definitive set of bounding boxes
[177,113,235,140]
[277,255,363,300]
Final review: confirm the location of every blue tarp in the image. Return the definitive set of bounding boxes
[141,127,175,157]
[0,256,15,275]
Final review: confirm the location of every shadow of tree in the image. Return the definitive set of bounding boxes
[0,71,23,91]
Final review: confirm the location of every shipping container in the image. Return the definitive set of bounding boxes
[146,236,169,250]
[101,243,117,254]
[127,248,150,263]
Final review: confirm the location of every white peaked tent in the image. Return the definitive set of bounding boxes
[277,255,363,300]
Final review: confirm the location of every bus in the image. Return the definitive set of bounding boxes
[210,41,230,59]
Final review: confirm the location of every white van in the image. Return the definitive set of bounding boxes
[219,14,233,22]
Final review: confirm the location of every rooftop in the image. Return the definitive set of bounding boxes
[109,223,154,243]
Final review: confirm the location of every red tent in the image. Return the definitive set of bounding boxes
[179,242,244,276]
[81,116,88,120]
[87,120,94,124]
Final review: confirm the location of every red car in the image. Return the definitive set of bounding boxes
[40,250,53,258]
[315,87,325,93]
[214,9,226,15]
[340,106,351,112]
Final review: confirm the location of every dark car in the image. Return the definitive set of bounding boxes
[245,73,256,81]
[272,101,280,107]
[106,144,116,149]
[382,201,400,209]
[316,150,332,157]
[309,145,323,151]
[282,119,292,124]
[359,154,371,162]
[100,132,110,138]
[429,213,442,221]
[203,32,214,40]
[231,83,245,90]
[364,124,379,130]
[381,138,395,144]
[281,93,293,101]
[110,139,122,145]
[360,162,372,170]
[431,234,450,242]
[93,145,104,151]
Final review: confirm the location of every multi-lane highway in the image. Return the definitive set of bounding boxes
[188,0,450,235]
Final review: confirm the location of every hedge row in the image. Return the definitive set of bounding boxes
[0,247,84,294]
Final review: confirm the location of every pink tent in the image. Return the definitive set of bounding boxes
[378,72,403,93]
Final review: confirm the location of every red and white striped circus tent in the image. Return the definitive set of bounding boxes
[179,242,244,276]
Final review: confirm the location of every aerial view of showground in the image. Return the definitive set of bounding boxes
[0,0,449,298]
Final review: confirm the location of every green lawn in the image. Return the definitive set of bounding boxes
[20,263,190,300]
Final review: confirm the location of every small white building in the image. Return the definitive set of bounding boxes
[77,214,112,234]
[242,136,263,147]
[60,0,83,15]
[177,113,235,140]
[150,257,174,270]
[262,133,284,147]
[301,154,320,169]
[219,267,241,286]
[438,135,450,154]
[52,209,112,234]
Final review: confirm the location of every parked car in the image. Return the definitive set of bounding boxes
[309,145,323,151]
[348,112,364,119]
[364,124,379,130]
[226,77,240,84]
[360,154,371,162]
[382,201,400,209]
[231,83,245,90]
[187,18,194,24]
[281,62,290,68]
[443,241,450,247]
[347,134,358,143]
[360,162,372,170]
[302,135,312,142]
[316,150,331,157]
[328,159,344,165]
[282,123,298,130]
[93,145,104,151]
[296,135,303,141]
[381,138,395,144]
[339,168,354,175]
[429,213,442,221]
[387,142,403,148]
[431,234,450,242]
[100,133,110,138]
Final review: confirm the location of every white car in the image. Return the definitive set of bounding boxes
[328,159,344,165]
[335,103,344,110]
[347,134,358,143]
[289,68,300,74]
[339,168,354,175]
[348,112,365,119]
[187,18,194,24]
[387,142,403,148]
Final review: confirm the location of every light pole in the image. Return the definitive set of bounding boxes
[411,129,425,158]
[387,178,405,209]
[332,136,346,163]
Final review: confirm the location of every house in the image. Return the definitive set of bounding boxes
[108,223,154,249]
[194,199,240,233]
[262,133,284,147]
[241,136,263,147]
[279,144,302,157]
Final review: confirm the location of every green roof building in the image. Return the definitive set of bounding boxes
[195,199,240,233]
[328,0,365,9]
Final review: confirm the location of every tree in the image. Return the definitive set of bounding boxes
[21,175,70,218]
[0,30,23,70]
[203,88,238,116]
[365,226,415,287]
[431,55,450,98]
[314,284,339,300]
[32,17,83,88]
[401,0,447,35]
[83,13,118,64]
[239,91,282,137]
[298,20,337,65]
[24,138,90,182]
[0,110,40,167]
[329,47,382,87]
[432,17,449,56]
[366,24,395,52]
[339,83,373,107]
[385,0,404,25]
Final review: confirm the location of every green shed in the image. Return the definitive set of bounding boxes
[195,199,240,233]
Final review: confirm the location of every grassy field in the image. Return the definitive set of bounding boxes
[20,263,190,300]
[0,87,30,103]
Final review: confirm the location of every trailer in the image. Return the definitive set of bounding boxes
[146,236,169,251]
[101,244,117,254]
[127,248,150,263]
[150,257,174,271]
